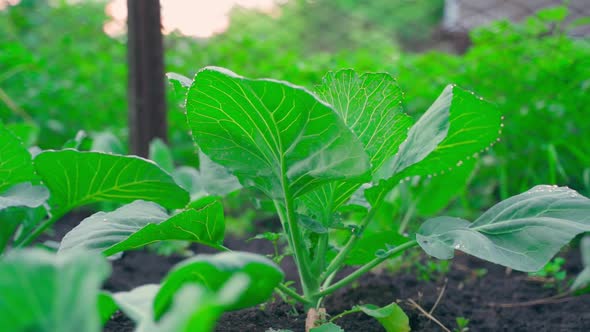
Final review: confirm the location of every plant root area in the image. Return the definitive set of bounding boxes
[48,214,590,331]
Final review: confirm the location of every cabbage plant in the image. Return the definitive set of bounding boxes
[168,67,590,331]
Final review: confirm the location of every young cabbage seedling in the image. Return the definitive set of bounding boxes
[169,67,590,331]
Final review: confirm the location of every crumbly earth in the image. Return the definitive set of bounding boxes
[48,212,590,331]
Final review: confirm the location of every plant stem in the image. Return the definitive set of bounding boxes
[329,307,362,322]
[321,200,382,280]
[276,179,319,307]
[14,210,66,248]
[315,240,419,298]
[276,283,311,305]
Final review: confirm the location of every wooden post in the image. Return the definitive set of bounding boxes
[127,0,167,157]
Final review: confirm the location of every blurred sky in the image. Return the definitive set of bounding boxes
[105,0,279,37]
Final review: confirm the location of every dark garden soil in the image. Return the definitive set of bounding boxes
[46,211,590,331]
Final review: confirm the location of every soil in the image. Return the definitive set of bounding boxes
[46,211,590,331]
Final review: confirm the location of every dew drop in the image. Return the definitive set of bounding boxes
[427,174,432,178]
[500,123,505,127]
[472,153,479,158]
[501,116,505,120]
[496,138,501,142]
[456,160,463,167]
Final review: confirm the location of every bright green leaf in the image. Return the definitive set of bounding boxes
[346,231,410,266]
[154,251,284,317]
[5,122,39,147]
[299,70,413,224]
[412,158,476,216]
[358,303,410,332]
[0,249,110,332]
[370,85,500,204]
[310,322,344,332]
[115,276,248,332]
[185,67,369,199]
[59,198,224,256]
[0,125,37,192]
[98,292,118,325]
[417,186,590,272]
[34,150,189,214]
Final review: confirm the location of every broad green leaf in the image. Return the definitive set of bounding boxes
[185,67,369,199]
[34,150,189,214]
[310,323,344,332]
[0,182,48,210]
[112,276,248,332]
[59,198,224,256]
[173,150,242,201]
[139,285,219,332]
[345,231,410,266]
[415,159,476,216]
[5,122,39,147]
[417,186,590,272]
[141,276,248,332]
[411,157,477,216]
[0,249,110,332]
[358,303,410,332]
[0,125,37,192]
[572,235,590,292]
[317,70,412,173]
[370,85,500,204]
[299,70,412,224]
[154,251,284,317]
[149,138,175,173]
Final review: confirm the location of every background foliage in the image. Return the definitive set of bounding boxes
[1,0,589,221]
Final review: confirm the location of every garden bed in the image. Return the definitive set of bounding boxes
[48,213,590,331]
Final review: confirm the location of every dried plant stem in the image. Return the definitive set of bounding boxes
[429,278,448,315]
[407,298,451,332]
[488,292,578,308]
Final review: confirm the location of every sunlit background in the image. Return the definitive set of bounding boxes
[104,0,281,37]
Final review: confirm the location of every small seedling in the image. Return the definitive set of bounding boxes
[415,259,451,282]
[453,317,470,332]
[529,257,567,290]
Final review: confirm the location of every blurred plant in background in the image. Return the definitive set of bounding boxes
[1,0,589,226]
